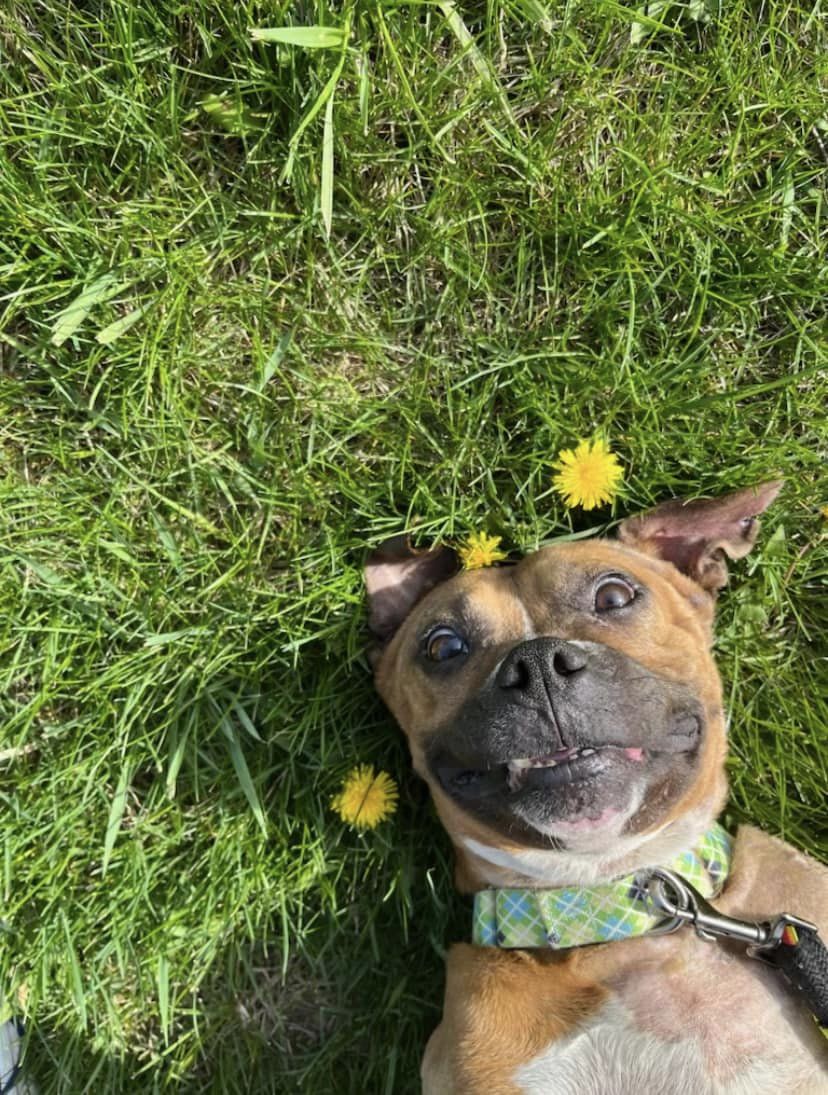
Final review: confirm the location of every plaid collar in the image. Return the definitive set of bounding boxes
[472,823,732,950]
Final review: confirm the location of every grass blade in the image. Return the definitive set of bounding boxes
[631,0,674,43]
[250,26,345,48]
[102,762,131,875]
[165,725,188,798]
[61,910,87,1027]
[260,329,292,389]
[231,699,263,743]
[278,12,351,182]
[437,2,519,133]
[50,274,123,346]
[321,91,335,238]
[96,304,149,345]
[221,716,267,836]
[157,955,170,1043]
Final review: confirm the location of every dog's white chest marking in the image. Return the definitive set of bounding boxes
[514,937,828,1095]
[514,999,799,1095]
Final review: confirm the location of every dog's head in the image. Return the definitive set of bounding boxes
[365,482,780,886]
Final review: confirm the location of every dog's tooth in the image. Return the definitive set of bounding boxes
[581,748,595,756]
[506,758,532,791]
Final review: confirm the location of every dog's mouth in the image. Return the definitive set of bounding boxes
[505,745,645,790]
[436,743,648,800]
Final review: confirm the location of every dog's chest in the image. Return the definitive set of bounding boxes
[514,935,827,1095]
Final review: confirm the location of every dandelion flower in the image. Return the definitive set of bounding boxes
[458,531,508,570]
[552,438,624,511]
[821,505,828,520]
[331,765,398,830]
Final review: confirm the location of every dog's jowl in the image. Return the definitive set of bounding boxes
[365,482,828,1094]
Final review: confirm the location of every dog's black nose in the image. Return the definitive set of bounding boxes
[496,638,588,697]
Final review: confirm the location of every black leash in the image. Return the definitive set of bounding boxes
[645,868,828,1028]
[764,922,828,1027]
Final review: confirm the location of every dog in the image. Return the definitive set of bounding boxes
[364,482,828,1094]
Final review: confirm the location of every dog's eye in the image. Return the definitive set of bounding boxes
[594,577,636,613]
[425,627,468,662]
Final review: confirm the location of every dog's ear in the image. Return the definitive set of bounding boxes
[618,480,782,594]
[364,536,459,645]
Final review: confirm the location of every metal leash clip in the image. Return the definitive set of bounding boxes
[643,868,828,1027]
[643,867,816,955]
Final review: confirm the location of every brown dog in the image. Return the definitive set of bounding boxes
[365,483,828,1094]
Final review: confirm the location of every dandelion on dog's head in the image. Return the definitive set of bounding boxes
[458,531,507,570]
[331,765,398,830]
[552,438,623,511]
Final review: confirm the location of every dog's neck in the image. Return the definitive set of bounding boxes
[457,805,720,890]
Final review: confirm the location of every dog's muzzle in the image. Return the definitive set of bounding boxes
[427,637,705,839]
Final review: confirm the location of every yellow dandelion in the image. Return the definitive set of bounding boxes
[552,438,624,511]
[331,765,398,830]
[457,531,508,570]
[821,505,828,520]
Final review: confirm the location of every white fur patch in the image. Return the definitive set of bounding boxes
[462,806,718,888]
[513,997,819,1095]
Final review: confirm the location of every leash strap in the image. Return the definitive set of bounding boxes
[755,923,828,1028]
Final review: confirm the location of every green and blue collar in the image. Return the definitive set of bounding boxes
[473,823,732,950]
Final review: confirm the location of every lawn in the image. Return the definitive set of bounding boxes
[0,0,826,1090]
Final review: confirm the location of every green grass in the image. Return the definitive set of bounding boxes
[0,0,826,1089]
